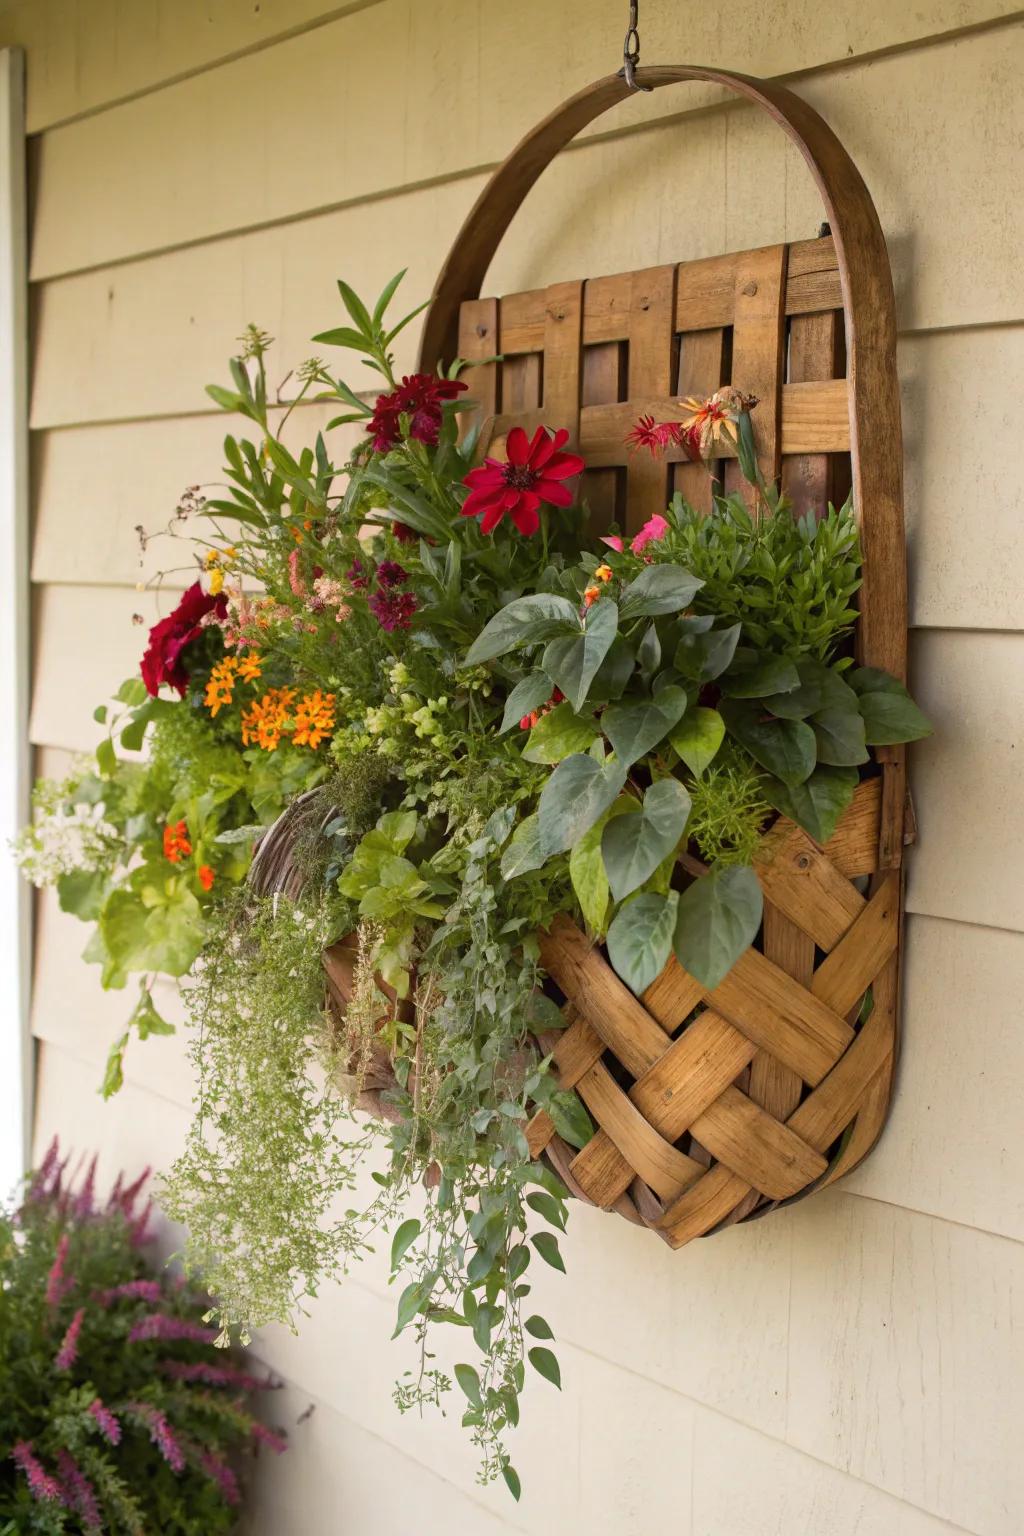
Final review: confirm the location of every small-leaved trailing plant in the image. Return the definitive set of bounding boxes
[15,274,930,1496]
[0,1139,284,1533]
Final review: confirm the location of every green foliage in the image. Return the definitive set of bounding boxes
[0,1147,276,1533]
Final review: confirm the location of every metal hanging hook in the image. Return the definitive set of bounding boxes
[620,0,653,92]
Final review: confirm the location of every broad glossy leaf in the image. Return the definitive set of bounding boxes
[523,703,599,764]
[637,622,662,680]
[812,706,869,766]
[546,1091,594,1150]
[850,667,932,744]
[528,1346,562,1389]
[721,655,800,698]
[499,672,553,733]
[99,888,205,978]
[465,593,578,665]
[667,706,725,778]
[569,797,634,934]
[588,635,636,702]
[542,599,618,712]
[601,686,688,767]
[530,1232,566,1273]
[619,563,703,620]
[720,699,817,787]
[763,764,858,844]
[602,778,691,901]
[675,622,741,682]
[500,815,549,880]
[606,891,679,995]
[673,865,763,990]
[538,754,627,857]
[390,1218,421,1272]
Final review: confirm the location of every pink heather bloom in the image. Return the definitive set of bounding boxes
[12,1442,63,1504]
[199,1450,242,1506]
[129,1197,155,1247]
[112,1164,151,1218]
[55,1451,101,1529]
[28,1136,60,1203]
[55,1306,85,1371]
[287,548,306,597]
[94,1279,163,1307]
[159,1359,278,1393]
[600,534,625,553]
[131,1404,185,1473]
[45,1233,71,1310]
[73,1154,98,1218]
[250,1420,288,1455]
[128,1313,218,1345]
[630,513,670,553]
[88,1398,122,1445]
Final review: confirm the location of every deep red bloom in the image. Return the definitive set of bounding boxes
[375,560,408,590]
[625,413,704,462]
[368,589,417,632]
[140,582,227,697]
[392,521,416,544]
[367,373,468,452]
[461,426,585,536]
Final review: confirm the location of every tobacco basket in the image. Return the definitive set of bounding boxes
[260,66,909,1247]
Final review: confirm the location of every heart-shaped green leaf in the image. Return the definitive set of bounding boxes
[812,706,869,767]
[673,865,763,989]
[523,703,599,764]
[675,622,741,682]
[538,754,627,857]
[542,599,619,713]
[606,891,679,995]
[465,593,578,665]
[500,814,547,879]
[601,778,691,901]
[720,699,817,787]
[849,667,932,745]
[667,706,725,778]
[569,797,635,934]
[619,564,703,620]
[499,672,554,733]
[601,686,688,768]
[763,765,858,843]
[721,655,800,698]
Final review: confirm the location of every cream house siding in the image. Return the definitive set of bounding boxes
[3,0,1022,1530]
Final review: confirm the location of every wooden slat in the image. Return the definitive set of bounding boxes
[709,949,854,1086]
[658,1163,751,1248]
[500,351,542,414]
[822,778,881,876]
[457,298,498,435]
[550,1014,605,1088]
[754,820,865,951]
[567,1128,636,1208]
[810,872,900,1017]
[640,954,705,1032]
[573,1060,703,1202]
[673,328,725,515]
[725,244,787,502]
[629,1011,756,1141]
[688,1086,828,1199]
[782,308,841,519]
[579,341,625,533]
[750,904,812,1122]
[624,266,677,533]
[541,279,583,442]
[538,917,671,1079]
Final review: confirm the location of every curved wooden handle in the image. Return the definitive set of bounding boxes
[418,66,906,687]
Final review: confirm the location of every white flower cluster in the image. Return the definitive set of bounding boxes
[13,797,119,888]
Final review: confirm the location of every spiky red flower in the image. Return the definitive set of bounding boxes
[367,373,468,452]
[140,582,227,697]
[625,414,703,461]
[368,589,417,632]
[460,426,585,536]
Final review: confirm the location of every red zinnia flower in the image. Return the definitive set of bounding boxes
[367,373,468,452]
[140,582,228,697]
[163,821,192,863]
[460,426,585,536]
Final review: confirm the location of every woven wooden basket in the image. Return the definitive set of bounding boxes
[259,67,909,1248]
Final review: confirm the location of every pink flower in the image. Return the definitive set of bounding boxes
[94,1279,163,1307]
[11,1442,63,1504]
[460,425,585,536]
[88,1398,122,1445]
[130,1404,185,1473]
[128,1313,218,1345]
[159,1359,278,1393]
[251,1420,288,1455]
[288,548,306,597]
[129,1197,155,1247]
[73,1154,97,1218]
[112,1165,151,1218]
[55,1452,101,1529]
[600,534,625,553]
[630,513,669,553]
[55,1307,85,1371]
[45,1233,71,1310]
[28,1136,60,1204]
[199,1449,242,1505]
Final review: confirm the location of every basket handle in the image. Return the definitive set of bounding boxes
[417,67,906,688]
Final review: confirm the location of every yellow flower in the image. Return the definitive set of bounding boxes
[203,657,237,717]
[594,564,613,582]
[292,690,336,749]
[209,567,225,596]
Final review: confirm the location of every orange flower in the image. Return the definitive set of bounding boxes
[236,651,262,684]
[583,585,602,608]
[163,820,192,863]
[197,865,215,892]
[292,690,336,749]
[680,387,759,456]
[594,564,613,583]
[241,687,296,751]
[203,657,237,717]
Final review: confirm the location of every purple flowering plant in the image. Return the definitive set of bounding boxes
[0,1140,284,1534]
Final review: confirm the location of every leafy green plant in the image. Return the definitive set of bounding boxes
[0,1142,282,1533]
[16,271,930,1496]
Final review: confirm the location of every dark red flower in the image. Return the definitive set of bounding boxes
[624,414,704,462]
[460,426,585,536]
[346,560,368,590]
[140,582,227,697]
[375,560,408,589]
[369,589,417,632]
[367,373,468,453]
[392,522,417,544]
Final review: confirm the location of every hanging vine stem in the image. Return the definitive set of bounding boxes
[620,0,653,92]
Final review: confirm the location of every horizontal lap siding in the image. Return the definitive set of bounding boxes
[14,5,1024,1535]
